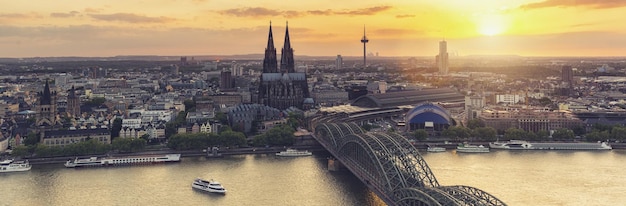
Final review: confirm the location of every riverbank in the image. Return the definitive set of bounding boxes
[14,142,626,165]
[19,145,326,165]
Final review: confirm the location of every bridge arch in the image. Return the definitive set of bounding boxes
[312,122,507,206]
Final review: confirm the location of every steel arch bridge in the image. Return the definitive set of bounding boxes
[313,122,507,206]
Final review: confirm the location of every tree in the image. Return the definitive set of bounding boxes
[538,97,552,107]
[467,119,485,129]
[536,130,550,141]
[264,125,295,146]
[219,130,247,147]
[552,128,575,140]
[441,128,457,139]
[586,131,609,142]
[504,128,526,140]
[214,112,228,125]
[473,127,497,141]
[10,145,30,157]
[610,126,626,142]
[183,99,196,112]
[413,129,428,141]
[140,134,151,142]
[111,118,122,139]
[23,132,40,146]
[85,97,106,106]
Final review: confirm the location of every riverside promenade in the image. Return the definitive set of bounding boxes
[17,145,326,165]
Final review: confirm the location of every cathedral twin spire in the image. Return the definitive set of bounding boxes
[263,21,294,73]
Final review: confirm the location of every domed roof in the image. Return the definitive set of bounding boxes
[405,103,451,124]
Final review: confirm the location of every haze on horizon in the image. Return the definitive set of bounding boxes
[1,0,625,58]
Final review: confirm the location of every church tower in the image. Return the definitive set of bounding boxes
[67,85,81,117]
[280,22,295,73]
[257,22,311,110]
[262,22,278,73]
[36,80,58,128]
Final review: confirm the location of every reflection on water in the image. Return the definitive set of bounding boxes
[2,150,624,206]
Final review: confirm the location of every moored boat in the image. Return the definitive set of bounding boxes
[276,148,312,157]
[427,146,446,152]
[64,154,181,168]
[0,159,31,173]
[456,144,490,153]
[192,178,227,194]
[489,140,612,150]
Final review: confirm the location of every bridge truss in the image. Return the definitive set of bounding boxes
[314,122,507,206]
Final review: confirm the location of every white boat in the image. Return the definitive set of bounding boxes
[489,140,530,149]
[489,140,612,150]
[192,178,227,194]
[65,154,181,168]
[456,144,490,153]
[0,159,32,173]
[276,148,312,157]
[427,147,446,152]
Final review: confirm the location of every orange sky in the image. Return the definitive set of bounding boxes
[1,0,625,57]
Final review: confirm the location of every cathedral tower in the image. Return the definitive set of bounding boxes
[280,22,295,73]
[36,80,58,127]
[67,85,81,117]
[262,22,278,73]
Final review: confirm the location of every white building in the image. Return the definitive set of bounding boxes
[496,94,523,104]
[367,81,387,94]
[122,118,142,129]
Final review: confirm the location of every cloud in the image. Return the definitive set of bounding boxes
[83,7,103,13]
[333,6,392,15]
[219,7,283,17]
[375,28,420,35]
[50,11,79,18]
[520,0,626,9]
[395,14,415,18]
[89,13,176,23]
[0,13,41,19]
[219,6,392,18]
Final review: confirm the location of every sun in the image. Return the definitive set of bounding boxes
[477,14,507,36]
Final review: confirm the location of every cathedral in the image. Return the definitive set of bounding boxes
[257,22,310,110]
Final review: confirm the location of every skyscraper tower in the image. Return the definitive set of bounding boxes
[336,55,343,70]
[436,40,449,75]
[262,22,278,73]
[360,26,369,68]
[280,22,295,73]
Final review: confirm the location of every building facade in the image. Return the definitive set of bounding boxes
[257,23,310,110]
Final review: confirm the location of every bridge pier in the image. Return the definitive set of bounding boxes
[327,157,345,171]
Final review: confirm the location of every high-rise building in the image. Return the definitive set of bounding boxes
[560,65,574,96]
[562,66,573,86]
[336,55,343,70]
[257,22,310,110]
[436,40,449,75]
[220,69,234,90]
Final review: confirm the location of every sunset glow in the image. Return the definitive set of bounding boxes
[1,0,625,57]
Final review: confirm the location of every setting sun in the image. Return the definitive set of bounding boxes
[477,14,507,36]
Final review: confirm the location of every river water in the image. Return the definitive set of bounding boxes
[1,150,624,206]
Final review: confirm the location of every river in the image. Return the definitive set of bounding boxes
[1,149,624,206]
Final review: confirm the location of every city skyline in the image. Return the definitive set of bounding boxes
[2,0,626,58]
